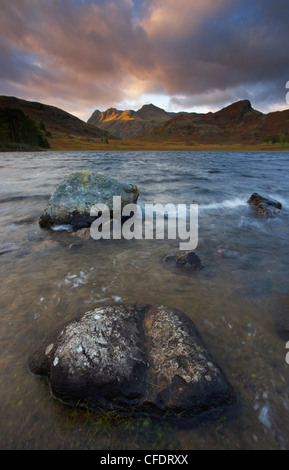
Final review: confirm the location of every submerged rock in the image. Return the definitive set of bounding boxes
[276,322,289,342]
[163,251,202,269]
[39,171,139,229]
[216,248,239,259]
[70,228,92,240]
[247,193,282,216]
[29,304,235,419]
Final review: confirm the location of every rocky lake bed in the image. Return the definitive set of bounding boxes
[1,150,289,449]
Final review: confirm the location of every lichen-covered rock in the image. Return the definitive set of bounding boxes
[39,171,139,229]
[29,304,235,419]
[247,193,282,216]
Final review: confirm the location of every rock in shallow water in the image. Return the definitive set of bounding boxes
[247,192,282,216]
[70,227,92,240]
[29,304,235,419]
[39,171,139,229]
[163,251,202,269]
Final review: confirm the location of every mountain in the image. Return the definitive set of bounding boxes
[133,100,289,145]
[0,96,115,144]
[88,103,181,138]
[1,96,287,150]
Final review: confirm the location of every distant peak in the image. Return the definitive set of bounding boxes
[136,103,170,121]
[139,103,162,111]
[216,99,255,122]
[223,99,252,112]
[234,99,252,108]
[141,103,156,108]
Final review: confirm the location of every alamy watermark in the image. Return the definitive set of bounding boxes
[89,196,198,251]
[286,81,289,105]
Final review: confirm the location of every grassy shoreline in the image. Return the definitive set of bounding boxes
[48,137,289,152]
[2,135,289,152]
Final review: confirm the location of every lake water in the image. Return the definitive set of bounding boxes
[1,150,289,450]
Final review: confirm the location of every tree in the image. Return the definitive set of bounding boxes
[0,107,50,149]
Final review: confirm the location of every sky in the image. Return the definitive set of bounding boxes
[0,0,288,121]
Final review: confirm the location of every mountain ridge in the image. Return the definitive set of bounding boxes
[88,103,182,138]
[131,99,289,145]
[88,99,289,144]
[0,95,288,150]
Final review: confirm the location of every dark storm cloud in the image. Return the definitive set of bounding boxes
[142,0,289,110]
[0,0,288,115]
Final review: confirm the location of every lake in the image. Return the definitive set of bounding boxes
[1,150,289,449]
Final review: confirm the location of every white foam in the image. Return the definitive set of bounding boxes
[142,203,198,224]
[199,198,247,211]
[51,224,73,231]
[238,216,267,232]
[63,271,88,288]
[258,405,272,429]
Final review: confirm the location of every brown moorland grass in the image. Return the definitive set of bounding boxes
[48,135,289,152]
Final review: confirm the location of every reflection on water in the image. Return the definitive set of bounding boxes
[0,150,289,449]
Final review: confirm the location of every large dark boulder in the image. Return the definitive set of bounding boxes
[29,304,235,420]
[39,171,139,229]
[247,193,282,216]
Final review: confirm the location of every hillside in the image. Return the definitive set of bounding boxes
[0,106,50,151]
[0,96,288,151]
[88,103,181,138]
[131,100,289,145]
[0,96,116,149]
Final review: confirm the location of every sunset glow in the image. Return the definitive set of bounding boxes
[0,0,288,119]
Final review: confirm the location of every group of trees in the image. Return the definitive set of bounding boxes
[263,133,289,144]
[0,107,50,149]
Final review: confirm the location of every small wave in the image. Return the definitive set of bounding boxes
[238,216,277,233]
[193,176,210,181]
[0,194,49,204]
[199,198,247,211]
[141,203,198,222]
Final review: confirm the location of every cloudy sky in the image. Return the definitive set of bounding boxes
[0,0,288,120]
